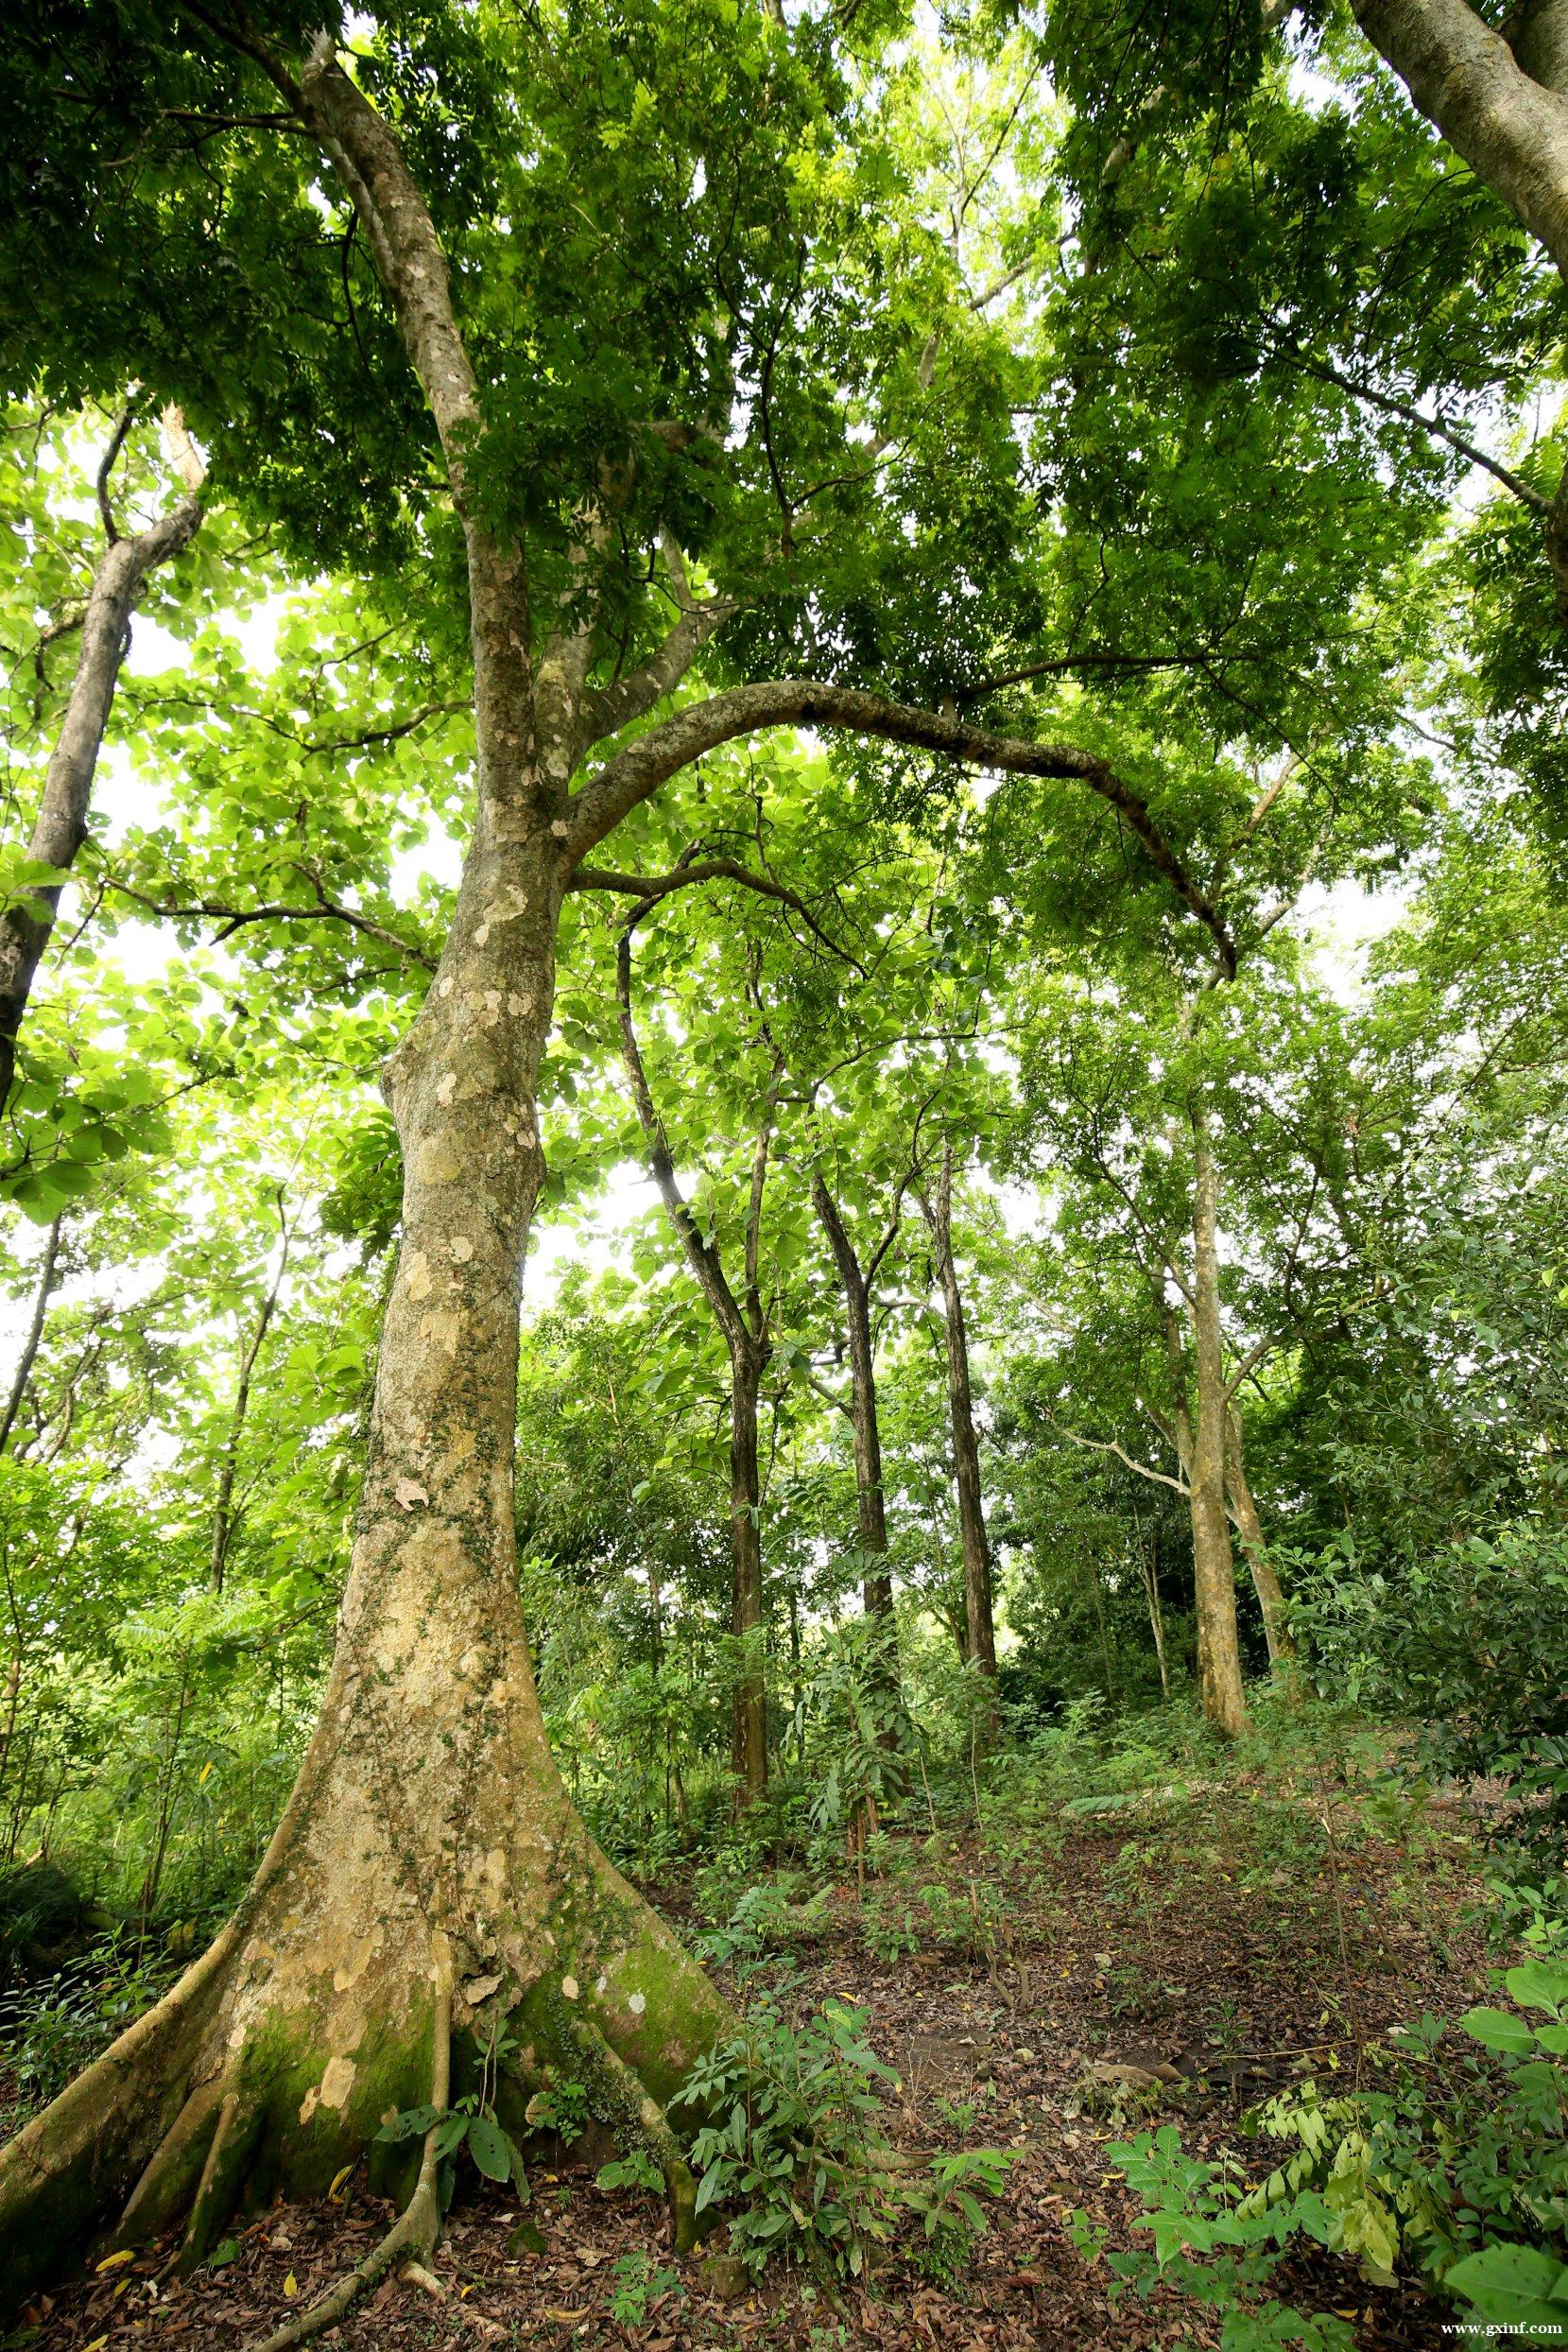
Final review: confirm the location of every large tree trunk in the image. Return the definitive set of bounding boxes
[1345,0,1568,609]
[1352,0,1568,275]
[1223,1405,1294,1669]
[921,1144,998,1710]
[0,415,203,1109]
[0,794,725,2307]
[809,1172,893,1624]
[1188,1111,1249,1737]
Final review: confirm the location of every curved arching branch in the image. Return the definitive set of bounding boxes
[568,855,859,971]
[566,681,1236,976]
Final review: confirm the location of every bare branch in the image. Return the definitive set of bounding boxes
[1045,1411,1191,1496]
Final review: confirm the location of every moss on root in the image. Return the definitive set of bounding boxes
[0,1835,732,2318]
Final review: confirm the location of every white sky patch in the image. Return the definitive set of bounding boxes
[1299,873,1412,1003]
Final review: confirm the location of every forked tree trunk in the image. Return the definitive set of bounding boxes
[1224,1405,1294,1669]
[1139,1521,1171,1701]
[920,1145,998,1713]
[1154,1317,1287,1681]
[0,698,722,2320]
[1188,1110,1249,1736]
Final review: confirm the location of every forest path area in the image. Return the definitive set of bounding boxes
[7,1746,1490,2352]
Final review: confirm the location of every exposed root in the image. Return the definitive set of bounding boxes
[560,2010,700,2254]
[116,2077,225,2248]
[173,2084,263,2276]
[245,1953,453,2352]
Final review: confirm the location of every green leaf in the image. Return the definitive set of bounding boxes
[1505,1959,1568,2015]
[374,2102,445,2143]
[1457,2006,1538,2056]
[466,2112,513,2182]
[1445,2243,1568,2328]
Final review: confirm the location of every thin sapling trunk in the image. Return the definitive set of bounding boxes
[920,1142,999,1724]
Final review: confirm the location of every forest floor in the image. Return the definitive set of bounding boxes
[5,1737,1495,2352]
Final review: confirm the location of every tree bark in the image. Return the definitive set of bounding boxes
[1351,0,1568,279]
[1223,1405,1294,1669]
[0,418,203,1108]
[920,1144,998,1709]
[1187,1109,1249,1736]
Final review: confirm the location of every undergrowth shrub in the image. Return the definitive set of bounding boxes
[1085,1953,1568,2343]
[1294,1524,1568,1864]
[0,1931,178,2130]
[674,1997,1019,2281]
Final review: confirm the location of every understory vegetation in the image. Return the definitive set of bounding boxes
[5,0,1568,2343]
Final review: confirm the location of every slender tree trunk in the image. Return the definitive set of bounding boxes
[727,1346,768,1802]
[0,419,203,1107]
[1140,1521,1171,1701]
[1224,1405,1294,1669]
[614,921,774,1804]
[808,1173,893,1622]
[1188,1111,1249,1736]
[210,1203,291,1593]
[1156,1312,1285,1675]
[921,1144,998,1708]
[0,1212,63,1456]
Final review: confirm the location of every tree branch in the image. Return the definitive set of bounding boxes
[567,855,855,969]
[103,878,435,969]
[1045,1411,1191,1496]
[565,681,1235,974]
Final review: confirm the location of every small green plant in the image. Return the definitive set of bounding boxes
[608,2247,681,2325]
[378,2011,530,2190]
[861,1892,921,1964]
[675,1997,1016,2282]
[523,2067,591,2142]
[903,2148,1024,2282]
[596,2145,665,2195]
[1076,2124,1356,2351]
[374,2094,528,2187]
[1094,1955,1568,2346]
[696,1878,830,1977]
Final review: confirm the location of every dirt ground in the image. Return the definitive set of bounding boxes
[5,1769,1489,2351]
